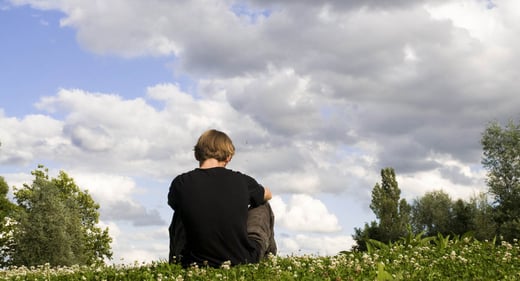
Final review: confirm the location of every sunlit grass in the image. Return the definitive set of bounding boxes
[1,238,519,280]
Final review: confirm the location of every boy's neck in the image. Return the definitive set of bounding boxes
[199,158,228,169]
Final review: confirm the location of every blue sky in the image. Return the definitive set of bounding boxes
[1,0,519,263]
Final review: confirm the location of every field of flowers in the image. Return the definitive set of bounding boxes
[1,236,519,280]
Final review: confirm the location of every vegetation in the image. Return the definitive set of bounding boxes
[0,235,519,280]
[0,165,112,267]
[0,177,17,267]
[410,190,453,237]
[353,168,411,251]
[481,120,520,242]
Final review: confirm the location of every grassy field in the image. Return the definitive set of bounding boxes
[1,236,519,280]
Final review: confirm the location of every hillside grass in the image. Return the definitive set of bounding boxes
[1,237,519,280]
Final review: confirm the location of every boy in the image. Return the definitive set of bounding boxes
[168,129,276,267]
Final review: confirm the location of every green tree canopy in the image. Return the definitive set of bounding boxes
[481,120,520,241]
[468,193,496,241]
[370,168,411,240]
[8,165,112,266]
[411,190,453,237]
[411,190,496,240]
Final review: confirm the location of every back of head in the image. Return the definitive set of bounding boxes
[194,129,235,163]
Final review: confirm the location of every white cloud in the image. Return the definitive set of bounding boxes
[265,172,321,194]
[200,66,323,136]
[271,195,342,233]
[108,225,169,264]
[399,170,486,203]
[30,87,231,176]
[0,113,65,165]
[72,172,137,202]
[426,0,504,43]
[146,83,185,101]
[64,124,114,152]
[278,234,355,256]
[72,172,165,226]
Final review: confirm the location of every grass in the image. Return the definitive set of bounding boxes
[1,237,519,280]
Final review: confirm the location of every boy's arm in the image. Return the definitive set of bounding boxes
[263,186,272,201]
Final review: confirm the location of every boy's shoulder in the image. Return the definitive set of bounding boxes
[175,168,254,181]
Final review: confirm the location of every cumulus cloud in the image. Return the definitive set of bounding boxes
[103,201,164,226]
[0,113,65,165]
[271,195,342,233]
[2,85,368,196]
[28,87,240,176]
[398,168,486,202]
[278,234,355,256]
[64,123,114,152]
[72,172,165,226]
[9,1,519,179]
[105,223,169,263]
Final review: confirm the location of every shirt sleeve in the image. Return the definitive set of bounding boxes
[244,174,265,207]
[167,175,181,210]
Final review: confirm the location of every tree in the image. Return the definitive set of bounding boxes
[352,221,383,251]
[370,168,411,240]
[451,199,475,235]
[353,168,411,250]
[0,177,17,267]
[411,190,453,237]
[468,193,496,241]
[411,190,496,240]
[9,165,112,266]
[481,120,520,241]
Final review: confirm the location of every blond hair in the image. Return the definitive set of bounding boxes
[194,129,235,162]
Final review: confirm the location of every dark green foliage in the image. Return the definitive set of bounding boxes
[0,177,17,267]
[13,177,78,265]
[410,190,497,241]
[450,199,474,235]
[481,120,520,242]
[353,168,411,250]
[468,193,496,241]
[7,165,112,266]
[411,190,453,237]
[353,221,383,251]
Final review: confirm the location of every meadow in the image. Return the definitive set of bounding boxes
[1,236,518,281]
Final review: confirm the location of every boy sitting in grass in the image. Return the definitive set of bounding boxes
[168,129,277,267]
